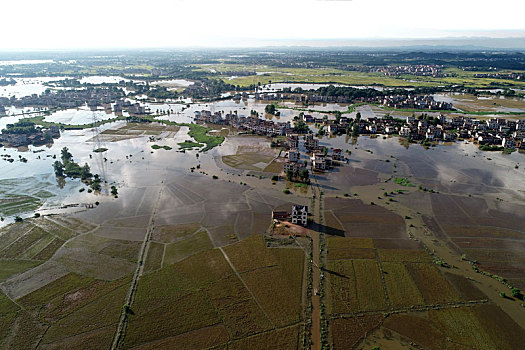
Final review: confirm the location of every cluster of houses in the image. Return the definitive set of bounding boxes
[474,72,524,81]
[284,134,343,173]
[0,125,60,147]
[399,115,525,149]
[272,205,309,226]
[255,92,355,104]
[195,110,292,136]
[381,95,452,110]
[1,88,124,109]
[255,92,452,110]
[113,99,148,115]
[349,64,453,78]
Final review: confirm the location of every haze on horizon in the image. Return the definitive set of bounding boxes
[1,0,525,50]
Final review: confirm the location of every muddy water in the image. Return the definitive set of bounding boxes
[2,95,525,225]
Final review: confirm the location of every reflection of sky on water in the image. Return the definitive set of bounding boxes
[44,107,118,125]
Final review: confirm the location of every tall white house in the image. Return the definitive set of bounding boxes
[291,205,308,226]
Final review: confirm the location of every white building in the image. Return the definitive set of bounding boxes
[291,205,308,226]
[502,137,516,149]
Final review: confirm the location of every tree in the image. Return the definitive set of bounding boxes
[61,147,73,164]
[300,169,309,183]
[511,288,523,300]
[80,163,92,180]
[265,104,276,115]
[53,161,64,177]
[355,112,361,122]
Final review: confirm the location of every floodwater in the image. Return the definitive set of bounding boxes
[44,107,120,125]
[150,79,193,88]
[2,95,525,225]
[0,77,66,98]
[79,76,130,84]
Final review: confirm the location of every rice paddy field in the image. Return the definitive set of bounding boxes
[324,235,525,349]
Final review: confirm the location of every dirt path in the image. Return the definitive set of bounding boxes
[111,183,165,350]
[308,184,322,350]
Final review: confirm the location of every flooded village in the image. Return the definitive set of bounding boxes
[1,51,525,350]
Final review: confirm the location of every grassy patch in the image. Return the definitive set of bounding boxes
[178,140,203,150]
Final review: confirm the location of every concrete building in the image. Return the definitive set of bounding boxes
[291,205,308,226]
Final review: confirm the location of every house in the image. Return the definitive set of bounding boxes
[305,135,319,150]
[327,124,340,135]
[287,135,299,148]
[384,126,396,134]
[291,205,308,226]
[303,114,314,123]
[311,152,327,170]
[399,126,411,137]
[288,149,300,162]
[284,160,306,174]
[502,137,516,149]
[367,124,377,133]
[332,149,342,161]
[272,210,289,221]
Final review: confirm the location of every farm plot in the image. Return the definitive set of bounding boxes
[443,272,487,301]
[6,273,130,350]
[128,324,229,350]
[151,223,201,243]
[328,248,375,260]
[326,259,358,315]
[241,262,304,327]
[39,282,130,347]
[381,262,424,308]
[383,313,445,350]
[331,314,384,350]
[354,259,387,312]
[378,249,431,263]
[204,275,272,339]
[328,199,406,238]
[228,325,300,350]
[124,253,226,348]
[0,260,41,282]
[428,307,498,350]
[406,263,461,304]
[163,230,213,265]
[143,241,164,272]
[222,235,279,273]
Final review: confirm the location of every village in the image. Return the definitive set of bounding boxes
[254,91,453,110]
[195,107,525,151]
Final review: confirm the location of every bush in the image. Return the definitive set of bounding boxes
[283,189,291,194]
[511,288,523,300]
[34,213,40,218]
[271,175,279,181]
[14,216,23,222]
[212,175,218,179]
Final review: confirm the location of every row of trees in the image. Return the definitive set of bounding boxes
[286,168,310,184]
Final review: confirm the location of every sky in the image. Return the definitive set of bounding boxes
[1,0,525,49]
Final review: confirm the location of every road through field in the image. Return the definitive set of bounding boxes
[309,184,322,350]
